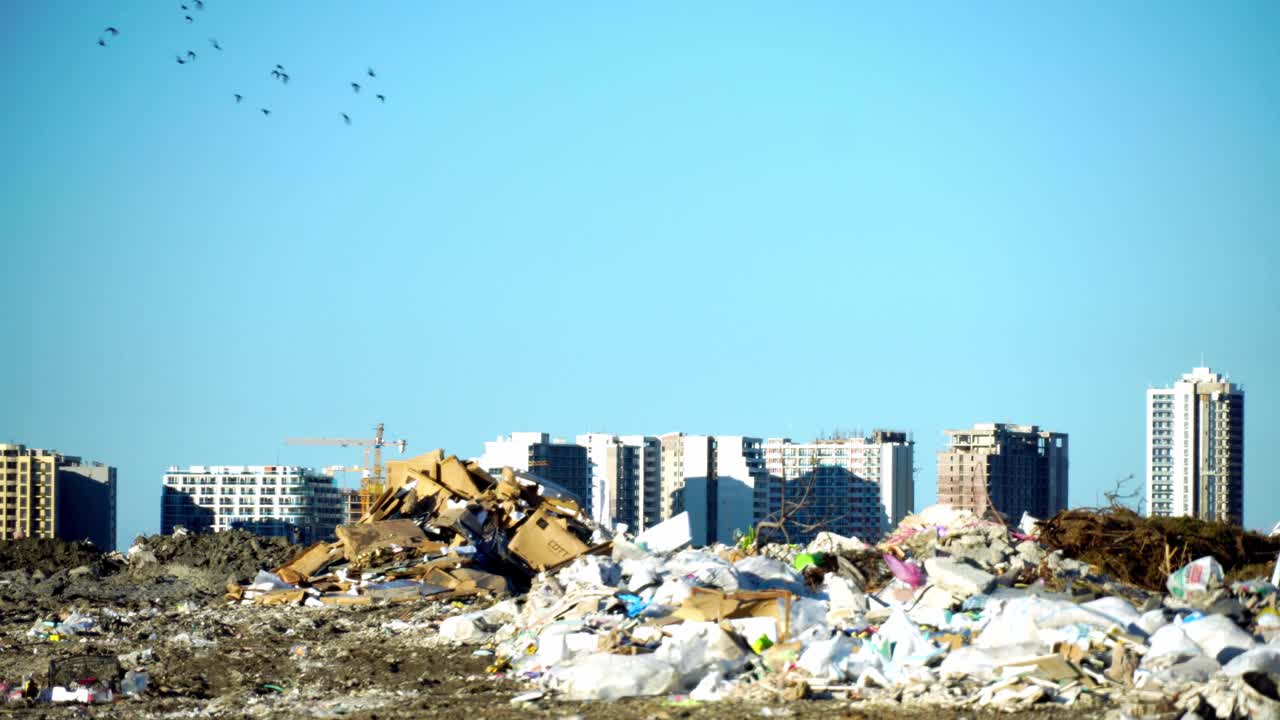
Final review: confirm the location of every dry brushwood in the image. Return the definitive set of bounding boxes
[1037,506,1280,592]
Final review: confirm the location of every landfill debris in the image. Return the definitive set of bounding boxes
[1168,555,1226,600]
[2,466,1278,718]
[222,450,600,608]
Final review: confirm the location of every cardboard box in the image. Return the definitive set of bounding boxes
[507,506,590,571]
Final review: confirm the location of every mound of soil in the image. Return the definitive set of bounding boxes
[1038,506,1280,591]
[134,529,299,583]
[0,538,118,577]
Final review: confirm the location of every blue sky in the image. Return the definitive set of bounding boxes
[2,2,1277,548]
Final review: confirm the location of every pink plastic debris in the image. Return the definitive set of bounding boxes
[883,554,926,588]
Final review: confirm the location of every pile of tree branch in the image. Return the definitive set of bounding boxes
[1037,506,1280,592]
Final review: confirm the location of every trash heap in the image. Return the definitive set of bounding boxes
[228,450,604,608]
[436,505,1280,717]
[217,457,1280,718]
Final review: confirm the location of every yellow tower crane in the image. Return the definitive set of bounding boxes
[285,423,408,518]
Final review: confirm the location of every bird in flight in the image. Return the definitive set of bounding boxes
[210,38,222,50]
[105,27,120,36]
[351,82,361,93]
[98,38,107,47]
[181,3,189,9]
[186,50,197,61]
[184,15,194,23]
[234,93,242,103]
[176,55,187,64]
[194,0,204,8]
[279,73,290,85]
[341,113,351,125]
[260,108,271,116]
[367,67,376,78]
[376,94,385,103]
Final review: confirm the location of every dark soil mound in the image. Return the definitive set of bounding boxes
[0,538,118,576]
[1038,507,1280,592]
[134,530,299,583]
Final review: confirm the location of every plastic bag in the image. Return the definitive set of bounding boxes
[1166,556,1224,600]
[654,621,748,687]
[734,556,806,595]
[883,554,925,588]
[550,653,679,700]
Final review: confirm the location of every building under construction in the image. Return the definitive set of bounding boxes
[936,423,1068,522]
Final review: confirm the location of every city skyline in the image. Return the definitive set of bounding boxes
[3,3,1278,547]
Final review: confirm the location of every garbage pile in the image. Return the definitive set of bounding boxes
[222,456,1280,718]
[416,501,1279,717]
[20,449,1277,718]
[228,451,604,608]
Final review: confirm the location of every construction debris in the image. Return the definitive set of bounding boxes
[1,467,1278,718]
[229,450,601,607]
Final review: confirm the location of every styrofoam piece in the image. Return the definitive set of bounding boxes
[635,512,692,554]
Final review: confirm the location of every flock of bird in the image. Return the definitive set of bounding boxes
[96,4,388,126]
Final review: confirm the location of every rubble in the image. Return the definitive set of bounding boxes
[1,466,1278,718]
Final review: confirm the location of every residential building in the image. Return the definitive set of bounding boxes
[475,433,590,507]
[759,431,914,543]
[1146,367,1244,524]
[161,465,345,544]
[937,423,1068,522]
[659,433,766,546]
[341,488,363,525]
[0,443,117,550]
[576,434,662,532]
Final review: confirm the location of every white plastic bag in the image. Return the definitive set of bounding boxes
[654,621,748,687]
[1166,556,1224,600]
[551,652,679,700]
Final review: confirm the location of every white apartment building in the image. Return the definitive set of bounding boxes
[1146,367,1244,524]
[760,432,914,543]
[161,465,346,543]
[659,433,766,546]
[576,433,661,532]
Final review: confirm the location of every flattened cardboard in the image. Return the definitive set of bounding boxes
[336,519,426,561]
[507,505,590,571]
[997,654,1084,682]
[387,450,444,492]
[318,593,372,607]
[448,567,510,594]
[439,456,484,499]
[433,503,486,537]
[464,461,498,492]
[256,589,307,606]
[279,542,341,581]
[406,469,453,500]
[673,587,793,640]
